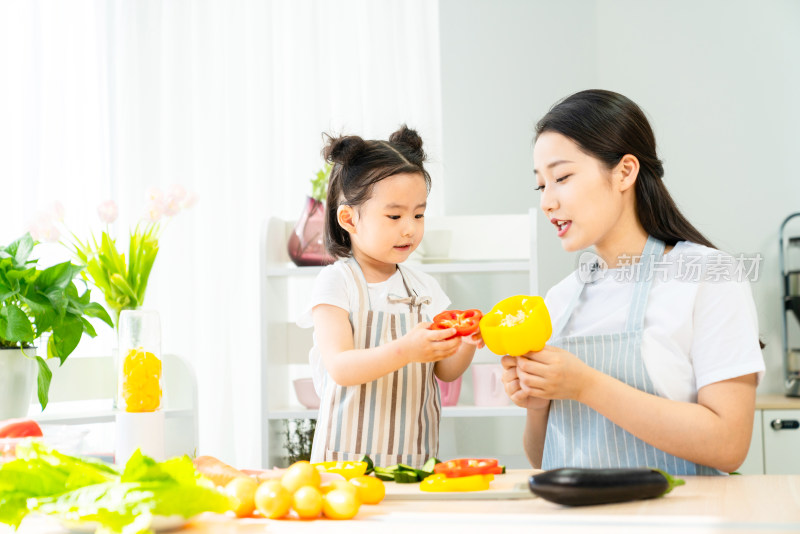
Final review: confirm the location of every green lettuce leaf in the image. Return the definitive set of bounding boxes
[0,444,233,533]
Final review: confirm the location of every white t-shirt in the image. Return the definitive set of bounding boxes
[545,241,765,402]
[297,260,451,393]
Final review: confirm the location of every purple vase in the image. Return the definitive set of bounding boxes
[287,196,334,267]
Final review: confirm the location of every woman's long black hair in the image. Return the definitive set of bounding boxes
[535,89,715,249]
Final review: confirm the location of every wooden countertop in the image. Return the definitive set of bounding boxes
[755,393,800,410]
[10,471,800,534]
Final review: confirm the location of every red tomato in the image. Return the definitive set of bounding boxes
[430,309,483,339]
[0,418,43,438]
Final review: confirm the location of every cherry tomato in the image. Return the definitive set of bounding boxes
[292,485,323,520]
[224,476,258,517]
[254,480,292,519]
[281,460,321,494]
[349,475,386,505]
[321,479,359,501]
[321,488,360,519]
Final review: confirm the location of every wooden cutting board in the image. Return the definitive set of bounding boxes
[382,471,537,501]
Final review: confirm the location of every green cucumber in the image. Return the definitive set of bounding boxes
[528,467,685,506]
[370,457,442,483]
[359,454,374,475]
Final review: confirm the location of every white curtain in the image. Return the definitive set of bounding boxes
[0,0,443,468]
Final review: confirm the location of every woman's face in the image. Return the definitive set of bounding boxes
[533,131,628,253]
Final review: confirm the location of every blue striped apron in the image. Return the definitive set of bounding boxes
[310,258,440,468]
[542,236,721,476]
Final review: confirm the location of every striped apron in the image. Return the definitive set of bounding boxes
[542,236,721,476]
[310,258,440,468]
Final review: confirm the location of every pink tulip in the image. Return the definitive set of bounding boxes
[144,199,163,222]
[166,184,187,203]
[97,200,119,224]
[146,186,164,204]
[49,201,65,222]
[28,214,60,243]
[180,191,198,210]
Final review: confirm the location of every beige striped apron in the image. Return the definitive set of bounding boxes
[310,258,440,468]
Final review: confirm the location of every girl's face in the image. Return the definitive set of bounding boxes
[533,131,632,254]
[346,172,427,273]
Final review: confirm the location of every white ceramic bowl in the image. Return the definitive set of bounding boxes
[293,378,320,409]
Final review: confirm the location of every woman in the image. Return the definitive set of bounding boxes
[502,89,765,475]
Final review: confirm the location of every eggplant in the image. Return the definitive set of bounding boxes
[528,467,685,506]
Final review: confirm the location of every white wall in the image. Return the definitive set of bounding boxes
[439,0,800,395]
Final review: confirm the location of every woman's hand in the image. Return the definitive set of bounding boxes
[513,345,596,402]
[399,322,462,364]
[500,355,550,410]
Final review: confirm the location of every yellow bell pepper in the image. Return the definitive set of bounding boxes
[312,461,368,480]
[120,347,162,412]
[479,295,552,356]
[420,473,493,492]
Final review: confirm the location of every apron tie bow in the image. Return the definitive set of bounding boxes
[387,293,432,312]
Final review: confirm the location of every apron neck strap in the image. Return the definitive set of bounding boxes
[551,236,666,337]
[345,257,373,310]
[345,258,431,313]
[624,235,664,331]
[387,265,432,313]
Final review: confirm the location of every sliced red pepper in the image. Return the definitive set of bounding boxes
[430,309,483,339]
[433,458,504,478]
[0,418,43,438]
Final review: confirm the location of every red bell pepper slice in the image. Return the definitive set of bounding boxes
[433,458,504,478]
[430,309,483,339]
[0,418,43,438]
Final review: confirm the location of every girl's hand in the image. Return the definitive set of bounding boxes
[514,345,595,402]
[400,322,461,364]
[501,355,550,410]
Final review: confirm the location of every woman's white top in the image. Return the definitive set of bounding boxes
[297,261,451,393]
[545,241,765,402]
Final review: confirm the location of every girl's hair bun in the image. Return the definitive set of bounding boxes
[389,124,425,164]
[322,134,367,166]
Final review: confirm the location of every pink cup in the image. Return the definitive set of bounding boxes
[436,376,462,406]
[472,364,509,406]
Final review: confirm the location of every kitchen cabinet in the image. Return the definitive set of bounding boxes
[259,210,538,468]
[738,396,800,474]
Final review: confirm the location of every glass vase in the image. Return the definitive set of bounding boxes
[287,196,334,267]
[117,310,162,413]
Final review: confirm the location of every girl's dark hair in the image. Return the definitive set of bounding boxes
[322,124,431,258]
[535,89,715,249]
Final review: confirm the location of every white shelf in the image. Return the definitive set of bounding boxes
[265,260,531,277]
[267,405,526,420]
[32,406,194,425]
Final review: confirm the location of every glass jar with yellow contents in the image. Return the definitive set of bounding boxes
[117,310,162,412]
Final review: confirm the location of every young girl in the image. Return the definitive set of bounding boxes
[298,125,479,467]
[502,90,765,475]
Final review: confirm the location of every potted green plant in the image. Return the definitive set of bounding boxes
[0,233,113,418]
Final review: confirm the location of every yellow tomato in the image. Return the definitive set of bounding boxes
[349,475,386,505]
[321,488,360,520]
[281,461,321,494]
[292,485,323,520]
[225,476,258,517]
[254,480,292,519]
[320,479,359,500]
